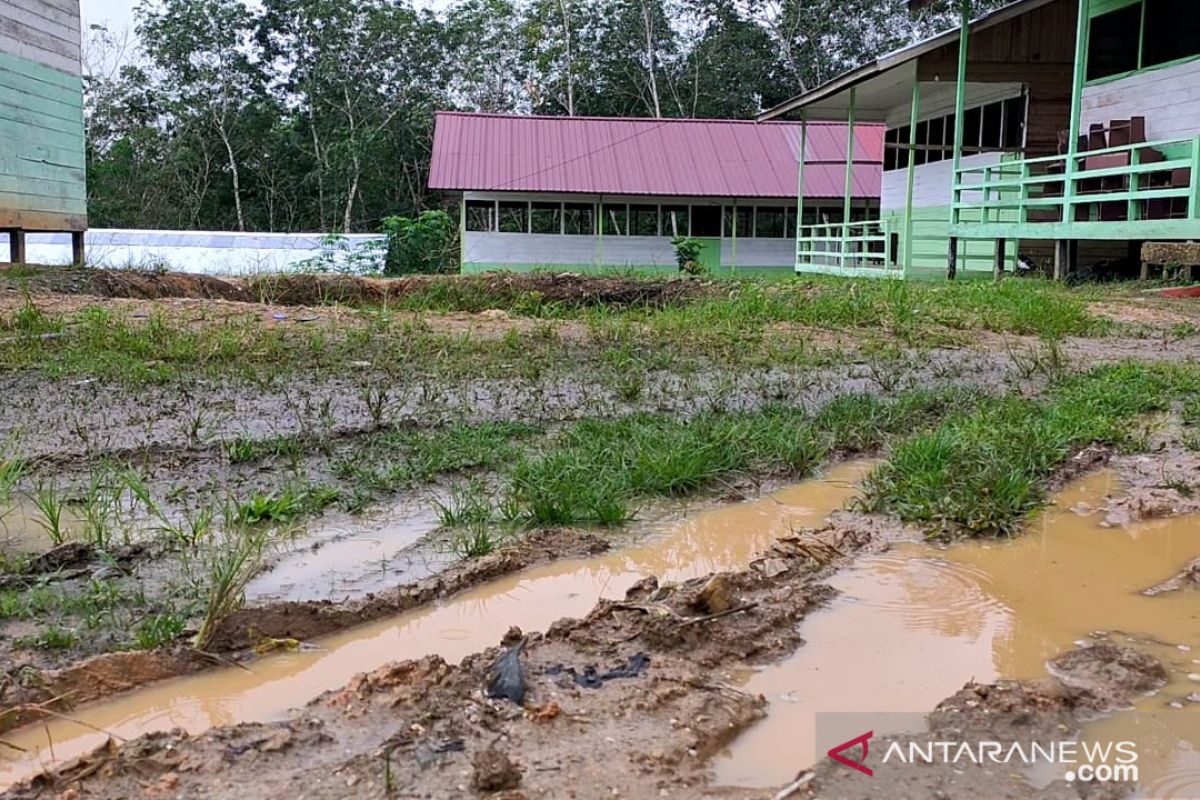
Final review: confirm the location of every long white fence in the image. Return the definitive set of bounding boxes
[0,230,387,275]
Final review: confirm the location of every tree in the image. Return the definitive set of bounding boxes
[138,0,265,231]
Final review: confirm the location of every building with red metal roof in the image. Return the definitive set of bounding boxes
[429,112,882,275]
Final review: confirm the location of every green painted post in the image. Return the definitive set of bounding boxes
[1189,138,1200,219]
[843,88,857,269]
[948,0,971,280]
[1062,0,1091,246]
[597,195,604,268]
[904,81,921,276]
[731,199,738,276]
[795,117,808,271]
[458,195,467,272]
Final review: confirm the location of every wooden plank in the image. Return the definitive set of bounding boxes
[0,137,85,169]
[0,50,78,89]
[0,117,85,153]
[0,87,84,129]
[0,188,86,216]
[0,33,78,75]
[0,62,84,109]
[0,0,81,45]
[0,0,81,33]
[0,16,80,61]
[0,174,87,201]
[0,107,84,143]
[0,207,86,231]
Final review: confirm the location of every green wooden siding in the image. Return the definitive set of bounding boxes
[0,48,86,226]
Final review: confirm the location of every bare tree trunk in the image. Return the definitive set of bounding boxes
[214,110,246,232]
[557,0,576,115]
[641,1,662,117]
[343,153,360,233]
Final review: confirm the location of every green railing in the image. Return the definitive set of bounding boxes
[795,220,896,273]
[951,135,1200,236]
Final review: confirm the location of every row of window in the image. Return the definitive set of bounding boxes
[883,96,1026,171]
[464,201,870,238]
[1088,0,1200,82]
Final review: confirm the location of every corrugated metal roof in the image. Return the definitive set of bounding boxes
[429,113,882,200]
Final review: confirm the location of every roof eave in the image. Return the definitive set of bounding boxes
[757,0,1057,122]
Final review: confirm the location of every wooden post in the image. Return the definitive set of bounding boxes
[6,229,26,265]
[1063,0,1091,227]
[731,198,738,276]
[458,195,467,272]
[904,81,921,276]
[1054,239,1076,281]
[994,238,1006,281]
[843,88,857,269]
[597,194,604,269]
[795,116,807,272]
[948,0,971,279]
[72,231,86,267]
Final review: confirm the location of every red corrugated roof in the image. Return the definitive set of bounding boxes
[429,112,882,200]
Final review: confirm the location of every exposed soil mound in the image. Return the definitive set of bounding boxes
[89,269,255,302]
[1049,643,1170,704]
[2,266,722,311]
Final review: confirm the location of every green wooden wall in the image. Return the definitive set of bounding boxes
[0,0,86,233]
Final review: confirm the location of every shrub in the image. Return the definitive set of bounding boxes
[383,211,457,275]
[672,237,706,276]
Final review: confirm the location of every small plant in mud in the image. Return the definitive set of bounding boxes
[448,520,500,560]
[16,626,78,651]
[0,441,25,504]
[434,481,495,528]
[235,489,306,525]
[192,524,270,650]
[224,437,257,464]
[134,612,187,649]
[1004,337,1069,382]
[30,480,69,545]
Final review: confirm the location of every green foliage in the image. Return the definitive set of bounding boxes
[672,237,706,276]
[860,363,1197,538]
[449,521,500,560]
[382,211,458,276]
[135,613,187,650]
[31,481,69,546]
[16,626,79,651]
[193,524,270,650]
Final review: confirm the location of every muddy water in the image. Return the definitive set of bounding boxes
[0,461,875,787]
[716,470,1200,799]
[245,507,444,603]
[0,497,84,556]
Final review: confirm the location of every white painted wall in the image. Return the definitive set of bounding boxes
[1082,59,1200,142]
[721,238,795,268]
[2,230,386,274]
[881,152,1004,211]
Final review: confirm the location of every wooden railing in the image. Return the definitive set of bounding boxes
[795,220,896,273]
[952,135,1200,235]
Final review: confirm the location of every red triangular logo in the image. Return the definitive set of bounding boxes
[827,730,874,777]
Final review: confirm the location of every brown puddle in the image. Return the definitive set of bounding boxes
[245,507,444,603]
[715,470,1200,799]
[0,497,85,557]
[0,460,875,787]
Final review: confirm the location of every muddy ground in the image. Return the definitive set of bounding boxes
[0,268,1197,798]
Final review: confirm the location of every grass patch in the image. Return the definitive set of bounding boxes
[502,391,960,526]
[860,363,1200,538]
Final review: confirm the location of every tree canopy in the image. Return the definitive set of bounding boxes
[84,0,1008,232]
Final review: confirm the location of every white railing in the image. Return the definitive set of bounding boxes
[796,220,895,273]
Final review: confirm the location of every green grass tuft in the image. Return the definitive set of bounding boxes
[860,363,1198,538]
